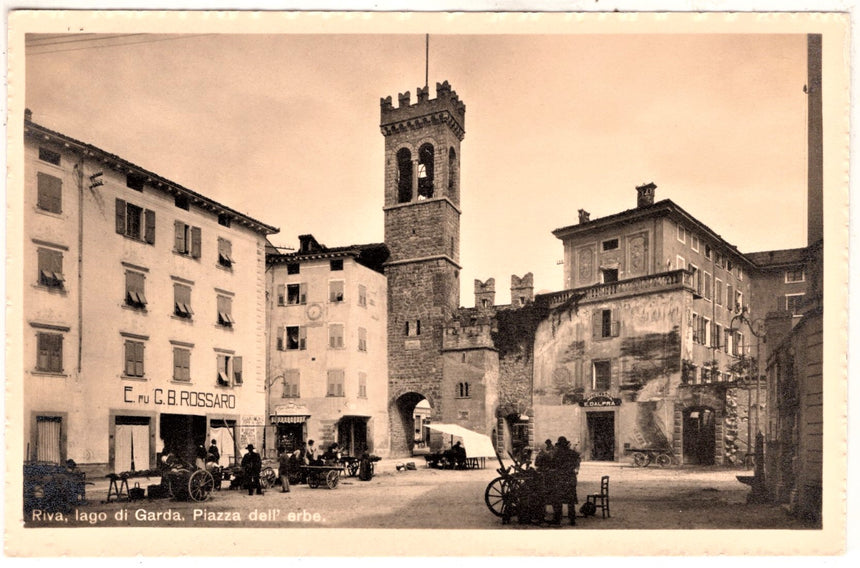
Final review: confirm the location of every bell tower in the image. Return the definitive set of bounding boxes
[381,81,466,455]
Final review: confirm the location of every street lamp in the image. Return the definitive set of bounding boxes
[729,307,767,457]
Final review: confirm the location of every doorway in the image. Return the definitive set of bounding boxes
[114,416,151,473]
[160,414,206,466]
[587,411,616,461]
[683,407,716,465]
[338,417,369,456]
[393,392,431,456]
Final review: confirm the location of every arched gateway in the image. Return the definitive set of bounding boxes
[390,391,434,457]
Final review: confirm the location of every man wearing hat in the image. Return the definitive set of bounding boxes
[548,436,580,525]
[241,443,264,495]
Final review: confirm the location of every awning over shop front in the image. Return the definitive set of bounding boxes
[270,414,309,424]
[426,424,496,458]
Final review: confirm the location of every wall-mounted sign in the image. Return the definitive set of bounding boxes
[580,395,622,408]
[123,385,236,409]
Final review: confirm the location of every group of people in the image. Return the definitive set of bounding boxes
[517,436,582,525]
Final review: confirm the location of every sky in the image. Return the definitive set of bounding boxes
[24,32,809,305]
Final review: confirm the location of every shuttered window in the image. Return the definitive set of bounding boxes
[115,198,155,244]
[174,284,193,318]
[173,347,191,382]
[36,333,63,373]
[282,369,300,398]
[124,340,145,377]
[326,369,345,397]
[125,271,147,308]
[174,221,201,257]
[37,172,62,213]
[218,238,234,268]
[217,295,234,326]
[37,248,65,289]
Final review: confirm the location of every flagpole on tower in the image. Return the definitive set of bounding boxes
[425,34,429,89]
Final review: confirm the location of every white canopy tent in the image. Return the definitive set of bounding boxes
[426,423,497,458]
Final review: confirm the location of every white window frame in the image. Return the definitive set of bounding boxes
[677,224,686,243]
[592,360,612,391]
[329,280,345,303]
[691,234,700,252]
[676,255,685,271]
[785,269,805,283]
[785,293,805,317]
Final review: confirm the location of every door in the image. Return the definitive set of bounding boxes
[683,407,716,465]
[35,416,62,463]
[208,420,237,466]
[338,418,368,456]
[115,416,150,473]
[587,412,616,461]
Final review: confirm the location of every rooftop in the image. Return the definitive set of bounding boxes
[745,248,807,268]
[25,113,279,236]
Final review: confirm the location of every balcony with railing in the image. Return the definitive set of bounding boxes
[539,269,695,309]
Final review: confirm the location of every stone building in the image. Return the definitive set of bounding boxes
[265,234,390,458]
[23,112,278,475]
[532,184,762,466]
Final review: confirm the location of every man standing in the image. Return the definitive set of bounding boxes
[241,444,263,496]
[277,447,291,493]
[549,436,580,525]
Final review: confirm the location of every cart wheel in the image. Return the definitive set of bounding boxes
[633,452,650,467]
[484,477,509,517]
[347,461,359,477]
[260,467,276,489]
[655,453,673,468]
[188,469,215,502]
[307,473,320,489]
[325,470,340,489]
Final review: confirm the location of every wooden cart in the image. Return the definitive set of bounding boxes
[301,465,344,489]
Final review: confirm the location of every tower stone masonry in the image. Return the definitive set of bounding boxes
[381,81,466,456]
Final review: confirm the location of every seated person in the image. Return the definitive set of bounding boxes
[451,441,467,469]
[322,443,341,464]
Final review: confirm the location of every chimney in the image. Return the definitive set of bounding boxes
[636,182,657,207]
[578,209,590,224]
[298,234,323,254]
[474,278,495,310]
[511,273,534,306]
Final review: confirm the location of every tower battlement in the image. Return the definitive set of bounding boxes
[380,81,466,139]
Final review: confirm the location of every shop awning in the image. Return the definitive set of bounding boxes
[426,424,497,458]
[270,413,309,424]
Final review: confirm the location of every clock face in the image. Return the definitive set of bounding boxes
[307,303,323,321]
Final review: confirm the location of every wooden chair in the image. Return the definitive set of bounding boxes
[586,475,610,518]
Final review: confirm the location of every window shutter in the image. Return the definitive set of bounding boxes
[144,209,156,244]
[277,336,284,351]
[136,343,145,376]
[277,284,285,305]
[299,326,307,350]
[300,283,307,304]
[115,199,126,234]
[592,311,602,339]
[225,240,232,262]
[124,342,134,375]
[611,320,620,337]
[191,226,202,258]
[51,335,63,372]
[174,221,185,252]
[233,356,243,384]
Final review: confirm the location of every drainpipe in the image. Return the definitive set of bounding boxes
[75,154,84,373]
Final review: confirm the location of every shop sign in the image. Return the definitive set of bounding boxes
[580,394,622,407]
[122,385,236,409]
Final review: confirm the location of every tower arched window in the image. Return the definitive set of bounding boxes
[457,382,471,398]
[448,147,457,199]
[397,148,413,203]
[417,143,434,199]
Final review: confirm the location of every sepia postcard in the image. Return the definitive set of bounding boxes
[4,9,850,558]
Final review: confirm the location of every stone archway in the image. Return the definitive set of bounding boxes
[390,391,433,457]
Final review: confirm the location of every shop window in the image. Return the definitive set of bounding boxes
[174,284,193,319]
[358,327,367,352]
[38,147,61,165]
[124,340,145,377]
[329,324,344,349]
[592,360,611,391]
[397,148,413,203]
[173,347,191,382]
[417,143,435,199]
[37,247,65,289]
[329,280,345,302]
[218,238,234,268]
[125,270,147,309]
[36,332,63,373]
[217,295,234,327]
[37,172,62,213]
[282,369,300,398]
[174,221,201,258]
[327,369,345,397]
[116,199,156,244]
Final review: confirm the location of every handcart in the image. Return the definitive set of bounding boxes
[626,447,674,467]
[162,467,216,501]
[301,464,344,489]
